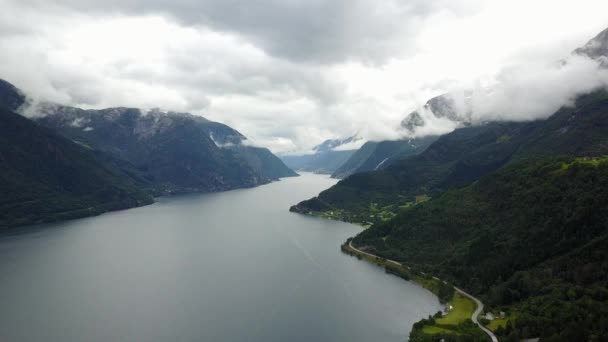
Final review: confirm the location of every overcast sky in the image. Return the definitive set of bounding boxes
[1,0,608,154]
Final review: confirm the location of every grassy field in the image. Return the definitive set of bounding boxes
[435,292,476,326]
[486,311,516,332]
[422,325,460,335]
[486,318,507,331]
[417,292,478,336]
[314,196,431,227]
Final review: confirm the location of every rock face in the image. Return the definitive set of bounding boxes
[575,26,608,65]
[312,136,360,153]
[33,103,297,194]
[400,93,471,134]
[400,111,425,132]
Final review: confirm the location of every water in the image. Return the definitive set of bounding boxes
[0,173,441,342]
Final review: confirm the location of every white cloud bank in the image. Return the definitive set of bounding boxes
[465,55,608,122]
[0,0,608,153]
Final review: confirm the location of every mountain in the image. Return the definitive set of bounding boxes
[31,102,296,194]
[331,136,438,179]
[281,150,355,174]
[280,136,358,174]
[312,136,360,153]
[293,26,608,223]
[401,94,468,133]
[575,26,608,65]
[0,78,296,227]
[355,157,608,341]
[0,79,26,112]
[292,27,608,341]
[0,106,153,228]
[402,27,608,136]
[292,89,608,223]
[280,135,435,178]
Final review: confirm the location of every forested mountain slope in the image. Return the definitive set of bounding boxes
[292,90,608,223]
[353,157,608,341]
[0,107,153,228]
[331,136,437,179]
[35,105,296,193]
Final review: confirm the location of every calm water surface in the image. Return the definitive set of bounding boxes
[0,173,441,342]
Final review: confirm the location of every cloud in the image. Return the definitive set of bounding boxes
[423,54,608,127]
[464,55,608,122]
[401,53,608,136]
[19,0,480,64]
[332,139,366,152]
[1,0,608,154]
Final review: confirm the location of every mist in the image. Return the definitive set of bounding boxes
[456,54,608,123]
[404,51,608,139]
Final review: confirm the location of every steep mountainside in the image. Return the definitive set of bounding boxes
[354,157,608,341]
[0,79,26,112]
[0,107,153,228]
[292,90,608,222]
[0,77,295,226]
[331,136,438,179]
[235,146,298,180]
[575,26,608,65]
[33,103,296,193]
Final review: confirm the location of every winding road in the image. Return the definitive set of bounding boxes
[348,241,498,342]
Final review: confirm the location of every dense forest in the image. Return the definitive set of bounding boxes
[352,157,608,341]
[0,107,154,228]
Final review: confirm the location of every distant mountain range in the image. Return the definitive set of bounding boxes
[34,103,296,193]
[0,79,296,228]
[282,134,438,178]
[292,89,608,221]
[280,136,358,174]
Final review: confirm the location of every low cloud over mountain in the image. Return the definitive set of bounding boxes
[1,0,608,153]
[402,28,608,136]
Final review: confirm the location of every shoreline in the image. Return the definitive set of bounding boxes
[2,177,293,231]
[343,240,498,342]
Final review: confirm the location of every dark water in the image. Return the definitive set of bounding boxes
[0,173,441,342]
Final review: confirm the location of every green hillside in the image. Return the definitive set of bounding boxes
[0,107,153,228]
[353,157,608,341]
[292,90,608,223]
